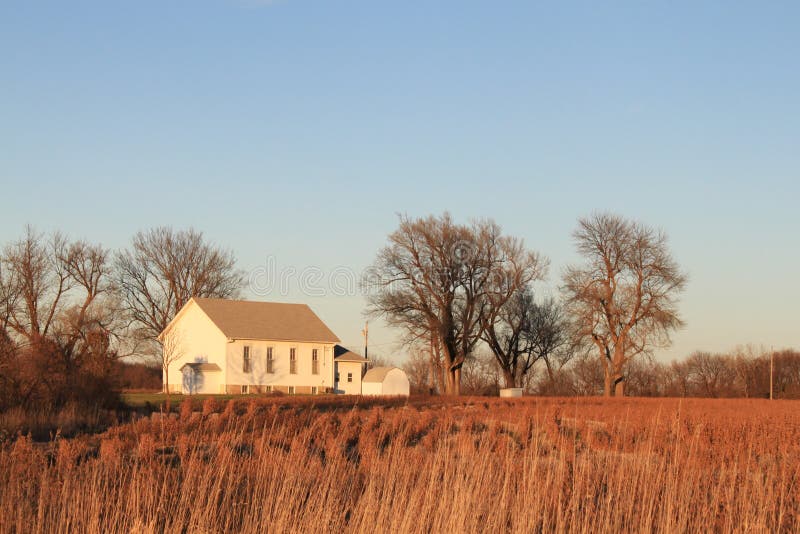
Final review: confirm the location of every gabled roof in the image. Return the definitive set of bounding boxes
[363,366,400,383]
[180,362,222,372]
[180,297,340,343]
[334,345,369,363]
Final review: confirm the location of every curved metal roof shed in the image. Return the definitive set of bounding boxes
[361,367,410,396]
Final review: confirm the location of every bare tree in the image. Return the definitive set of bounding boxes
[562,213,687,397]
[115,227,243,354]
[0,228,121,407]
[684,351,737,398]
[731,345,765,398]
[567,352,605,396]
[158,328,185,412]
[366,353,395,370]
[0,261,15,403]
[481,289,533,389]
[624,356,668,397]
[402,348,437,394]
[481,289,571,389]
[665,360,692,397]
[476,226,549,389]
[1,227,73,343]
[525,297,572,384]
[771,349,800,399]
[367,214,537,395]
[366,214,471,394]
[460,353,501,396]
[1,229,115,350]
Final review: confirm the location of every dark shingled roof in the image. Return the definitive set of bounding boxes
[193,298,340,343]
[334,345,369,363]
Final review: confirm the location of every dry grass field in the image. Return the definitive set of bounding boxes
[1,396,798,533]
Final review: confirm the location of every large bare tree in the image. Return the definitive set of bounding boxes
[115,227,243,355]
[367,214,529,395]
[480,287,572,389]
[562,213,687,397]
[0,227,121,406]
[1,227,73,344]
[475,226,549,389]
[1,228,119,348]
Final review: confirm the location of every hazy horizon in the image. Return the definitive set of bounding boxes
[2,1,798,363]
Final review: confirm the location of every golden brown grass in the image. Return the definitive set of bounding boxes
[0,403,116,442]
[1,397,798,533]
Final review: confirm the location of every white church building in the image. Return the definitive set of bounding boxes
[158,297,409,396]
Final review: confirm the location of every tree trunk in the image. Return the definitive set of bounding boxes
[611,347,626,397]
[603,372,626,397]
[164,367,171,413]
[428,336,442,394]
[428,357,436,394]
[444,367,454,395]
[443,365,463,395]
[544,360,555,384]
[599,346,613,397]
[503,368,516,389]
[441,340,463,395]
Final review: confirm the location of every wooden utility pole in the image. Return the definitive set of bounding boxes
[362,321,369,361]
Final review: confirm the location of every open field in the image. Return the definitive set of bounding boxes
[1,397,798,533]
[120,392,238,408]
[119,392,342,409]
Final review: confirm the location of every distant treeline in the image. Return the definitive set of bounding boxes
[404,348,800,399]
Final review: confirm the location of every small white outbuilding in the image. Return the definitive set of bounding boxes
[361,367,410,396]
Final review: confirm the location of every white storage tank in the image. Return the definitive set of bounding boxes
[361,367,410,396]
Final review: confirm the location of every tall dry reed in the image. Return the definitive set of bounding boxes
[0,397,797,533]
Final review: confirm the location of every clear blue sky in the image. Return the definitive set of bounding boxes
[2,0,798,361]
